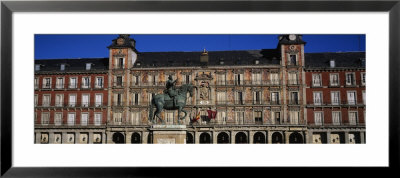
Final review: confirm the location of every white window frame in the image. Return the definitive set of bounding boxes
[314,112,324,126]
[42,94,51,107]
[346,72,356,86]
[94,113,102,126]
[69,94,76,107]
[165,111,174,125]
[81,113,89,126]
[81,94,90,107]
[34,94,38,106]
[332,111,341,125]
[95,93,103,107]
[289,111,299,125]
[114,112,123,124]
[312,74,322,87]
[217,111,227,124]
[54,112,62,126]
[329,73,339,87]
[60,64,65,71]
[182,74,192,84]
[131,92,140,105]
[217,74,226,85]
[252,73,262,85]
[42,77,52,89]
[235,91,245,105]
[131,111,140,125]
[271,92,280,104]
[288,54,298,65]
[217,92,226,105]
[41,112,50,125]
[348,111,358,125]
[313,92,323,105]
[362,90,366,105]
[253,91,262,104]
[290,91,299,105]
[235,111,245,124]
[234,73,244,86]
[35,64,40,71]
[81,76,90,88]
[288,72,298,85]
[270,73,279,85]
[254,111,263,124]
[132,75,140,86]
[34,77,39,89]
[56,77,64,89]
[331,91,340,105]
[86,63,91,70]
[95,76,104,88]
[69,77,77,89]
[347,91,357,105]
[55,94,64,107]
[361,72,366,86]
[67,113,75,126]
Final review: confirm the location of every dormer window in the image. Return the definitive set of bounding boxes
[86,63,91,70]
[219,58,224,65]
[60,64,65,71]
[330,59,336,68]
[35,64,41,71]
[136,61,141,66]
[360,58,366,67]
[254,59,260,65]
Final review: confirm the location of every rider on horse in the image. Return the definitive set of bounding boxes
[166,75,178,107]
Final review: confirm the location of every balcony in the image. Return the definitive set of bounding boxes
[68,85,78,90]
[113,82,125,88]
[130,81,166,87]
[215,100,282,106]
[54,84,65,90]
[214,80,281,86]
[36,102,106,108]
[308,123,365,128]
[287,100,301,105]
[81,84,91,90]
[306,101,365,107]
[287,80,300,86]
[35,122,105,128]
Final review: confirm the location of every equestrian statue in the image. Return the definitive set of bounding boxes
[149,75,195,124]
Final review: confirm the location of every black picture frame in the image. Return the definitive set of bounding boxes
[1,0,399,177]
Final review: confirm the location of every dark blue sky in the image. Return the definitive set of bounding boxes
[34,34,365,59]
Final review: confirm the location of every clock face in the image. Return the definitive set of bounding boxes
[117,38,125,45]
[289,34,296,41]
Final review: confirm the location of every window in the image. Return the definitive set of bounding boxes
[116,76,123,86]
[95,77,103,88]
[148,93,155,105]
[217,92,226,104]
[132,75,140,86]
[132,93,139,105]
[288,73,298,85]
[34,78,39,89]
[42,95,50,106]
[314,112,323,125]
[131,112,140,125]
[289,111,299,124]
[331,91,340,105]
[41,112,50,125]
[86,63,91,70]
[254,111,262,124]
[82,94,89,107]
[289,54,297,65]
[217,111,226,124]
[81,113,88,126]
[330,59,335,68]
[43,78,51,89]
[347,91,357,105]
[253,91,262,104]
[235,91,244,105]
[94,113,102,126]
[56,77,64,89]
[236,111,245,124]
[35,112,37,124]
[149,74,158,86]
[166,111,174,125]
[67,113,75,126]
[114,113,122,124]
[290,92,298,105]
[69,94,76,107]
[34,95,38,106]
[270,73,279,85]
[349,112,358,125]
[313,92,322,105]
[95,94,102,107]
[332,111,341,125]
[252,73,261,85]
[115,93,123,106]
[361,73,366,86]
[271,92,280,105]
[330,74,339,87]
[54,113,62,126]
[346,73,356,86]
[234,73,243,85]
[186,92,192,104]
[182,74,191,84]
[217,74,226,85]
[60,64,65,71]
[117,58,124,69]
[35,64,40,71]
[69,77,77,88]
[312,74,322,87]
[362,90,366,105]
[82,77,90,88]
[55,94,63,107]
[272,111,281,124]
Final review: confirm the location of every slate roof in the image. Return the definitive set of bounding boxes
[304,52,365,69]
[35,58,109,72]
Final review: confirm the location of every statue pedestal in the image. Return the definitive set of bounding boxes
[150,125,187,144]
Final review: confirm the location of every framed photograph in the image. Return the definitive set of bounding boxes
[1,0,399,177]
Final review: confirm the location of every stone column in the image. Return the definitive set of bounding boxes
[195,131,200,144]
[106,131,113,144]
[344,131,349,144]
[102,132,106,144]
[231,131,236,144]
[75,132,80,144]
[360,131,365,144]
[142,132,149,144]
[284,131,290,144]
[62,132,68,144]
[326,131,331,144]
[308,130,313,144]
[213,131,218,144]
[89,132,93,144]
[48,132,54,144]
[126,131,132,144]
[249,131,254,144]
[267,131,272,144]
[35,132,41,144]
[303,131,308,144]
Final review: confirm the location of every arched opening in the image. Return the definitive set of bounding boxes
[235,132,248,144]
[217,132,230,144]
[253,132,266,144]
[289,132,303,144]
[112,132,125,144]
[131,132,141,144]
[272,132,283,144]
[200,133,211,144]
[186,133,194,144]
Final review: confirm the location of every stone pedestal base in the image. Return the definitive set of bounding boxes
[150,125,187,144]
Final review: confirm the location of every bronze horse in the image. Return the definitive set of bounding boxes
[149,84,195,124]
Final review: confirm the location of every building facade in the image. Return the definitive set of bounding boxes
[34,34,366,144]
